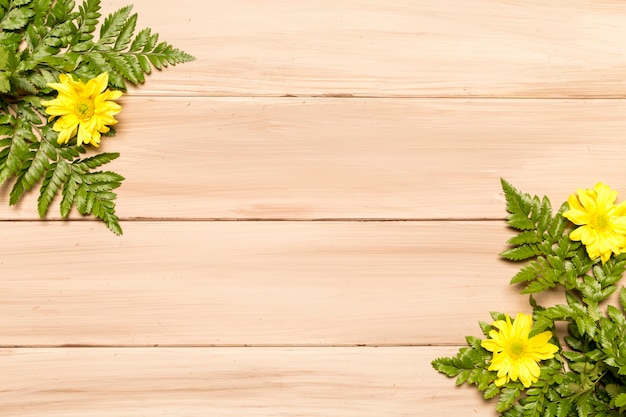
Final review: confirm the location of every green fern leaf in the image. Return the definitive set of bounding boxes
[146,41,195,69]
[9,140,54,205]
[505,212,535,230]
[79,51,117,82]
[32,0,52,25]
[136,53,151,74]
[74,177,123,235]
[521,279,558,294]
[537,196,552,233]
[510,258,545,284]
[113,12,136,51]
[0,31,22,46]
[0,121,29,186]
[92,197,122,235]
[496,386,522,413]
[73,151,119,171]
[501,178,532,219]
[0,5,35,31]
[102,51,142,84]
[507,230,542,246]
[432,357,462,378]
[8,148,36,205]
[620,286,626,312]
[47,0,75,27]
[96,4,132,49]
[12,0,35,7]
[128,27,154,53]
[501,244,546,261]
[615,394,626,408]
[59,171,79,218]
[37,158,70,218]
[575,392,593,417]
[75,0,101,42]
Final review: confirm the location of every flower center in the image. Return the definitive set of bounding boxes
[75,99,94,120]
[507,340,526,359]
[590,212,610,232]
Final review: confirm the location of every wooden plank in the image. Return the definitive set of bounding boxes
[0,220,564,347]
[0,346,497,417]
[3,97,626,220]
[98,0,626,97]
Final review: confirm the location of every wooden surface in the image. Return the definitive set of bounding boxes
[2,1,625,415]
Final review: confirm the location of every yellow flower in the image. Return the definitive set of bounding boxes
[563,183,626,264]
[41,72,122,147]
[481,313,558,388]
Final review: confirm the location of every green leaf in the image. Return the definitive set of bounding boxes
[72,170,124,234]
[620,286,626,312]
[13,0,34,7]
[128,27,154,53]
[501,178,531,219]
[496,386,521,413]
[145,41,195,69]
[432,357,462,378]
[113,12,136,51]
[48,0,76,26]
[0,71,10,93]
[32,0,52,24]
[506,230,542,246]
[102,51,143,84]
[97,5,133,48]
[0,121,29,186]
[483,383,499,399]
[72,151,119,171]
[615,393,626,407]
[75,0,101,41]
[60,172,79,218]
[0,45,9,69]
[0,5,35,30]
[37,159,71,218]
[9,140,53,205]
[501,244,545,261]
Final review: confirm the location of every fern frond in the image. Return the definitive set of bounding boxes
[113,12,136,51]
[32,0,52,26]
[79,11,195,88]
[0,119,30,186]
[74,170,123,235]
[0,2,191,234]
[146,40,195,69]
[59,171,79,218]
[72,151,119,171]
[95,4,132,49]
[37,158,70,217]
[0,3,35,31]
[75,0,100,42]
[501,178,532,223]
[501,244,547,261]
[9,140,55,205]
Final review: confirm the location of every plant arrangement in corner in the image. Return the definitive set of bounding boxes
[433,179,626,417]
[0,0,195,234]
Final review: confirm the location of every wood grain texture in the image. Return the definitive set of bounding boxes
[0,346,496,417]
[0,221,570,347]
[4,1,623,416]
[3,97,626,220]
[100,0,626,97]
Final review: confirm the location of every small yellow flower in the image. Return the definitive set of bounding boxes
[563,183,626,264]
[41,72,122,147]
[481,313,558,388]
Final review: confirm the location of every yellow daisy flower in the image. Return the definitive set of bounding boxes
[41,72,122,147]
[563,183,626,264]
[481,313,558,388]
